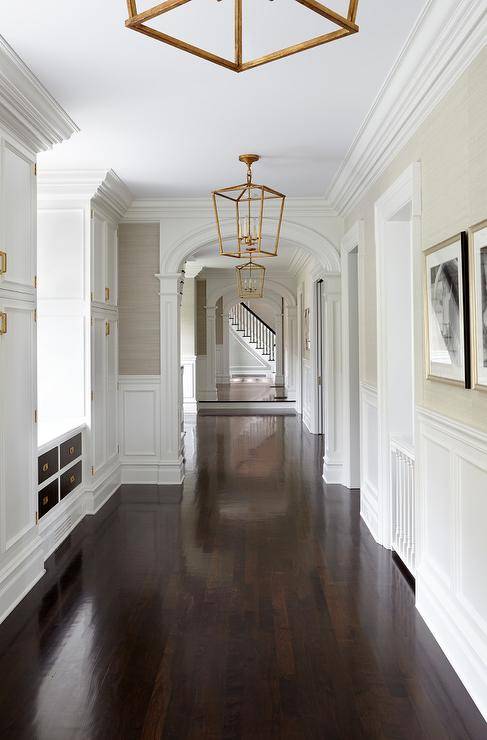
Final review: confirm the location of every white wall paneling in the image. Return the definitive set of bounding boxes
[359,382,379,542]
[182,356,197,414]
[374,163,421,548]
[119,376,162,483]
[90,311,119,480]
[416,407,487,723]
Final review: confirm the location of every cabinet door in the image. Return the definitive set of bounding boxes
[0,140,36,297]
[91,316,107,473]
[0,299,36,553]
[106,223,118,306]
[91,214,106,304]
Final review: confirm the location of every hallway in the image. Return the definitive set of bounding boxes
[0,416,484,739]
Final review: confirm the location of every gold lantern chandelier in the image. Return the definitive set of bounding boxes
[125,1,360,73]
[236,253,266,299]
[212,154,285,259]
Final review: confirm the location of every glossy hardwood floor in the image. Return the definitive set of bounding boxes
[216,377,288,402]
[0,416,485,739]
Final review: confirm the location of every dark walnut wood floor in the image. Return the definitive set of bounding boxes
[216,378,288,402]
[0,416,485,739]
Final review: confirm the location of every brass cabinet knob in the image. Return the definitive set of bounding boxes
[69,475,75,484]
[69,446,75,455]
[0,312,7,335]
[42,495,49,506]
[0,251,6,275]
[42,462,49,472]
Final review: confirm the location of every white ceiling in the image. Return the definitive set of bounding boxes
[3,0,425,198]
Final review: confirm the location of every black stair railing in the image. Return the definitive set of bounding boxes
[229,302,276,362]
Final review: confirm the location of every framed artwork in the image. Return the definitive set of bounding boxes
[469,220,487,389]
[424,232,471,387]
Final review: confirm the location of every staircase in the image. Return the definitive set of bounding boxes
[229,303,276,369]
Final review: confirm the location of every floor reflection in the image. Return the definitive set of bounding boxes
[0,416,485,738]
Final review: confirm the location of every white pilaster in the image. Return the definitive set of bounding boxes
[274,311,285,387]
[200,304,218,401]
[284,306,297,400]
[219,299,231,383]
[322,276,344,484]
[157,272,185,484]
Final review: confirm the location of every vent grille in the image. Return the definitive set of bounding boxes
[54,516,73,546]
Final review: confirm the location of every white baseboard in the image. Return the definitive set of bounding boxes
[197,401,295,415]
[360,481,380,543]
[121,458,184,485]
[0,537,45,626]
[85,463,122,514]
[322,458,344,485]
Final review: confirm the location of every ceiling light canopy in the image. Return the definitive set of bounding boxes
[213,154,285,259]
[236,254,266,299]
[125,0,360,73]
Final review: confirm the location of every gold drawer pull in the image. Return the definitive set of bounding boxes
[0,312,6,335]
[0,251,6,275]
[105,286,110,302]
[42,495,49,506]
[69,475,76,484]
[42,462,49,472]
[105,321,110,336]
[69,446,75,455]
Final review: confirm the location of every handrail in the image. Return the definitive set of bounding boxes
[240,302,275,336]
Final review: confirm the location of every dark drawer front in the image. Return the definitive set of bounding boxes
[38,479,59,519]
[38,447,58,485]
[60,461,82,500]
[60,433,82,469]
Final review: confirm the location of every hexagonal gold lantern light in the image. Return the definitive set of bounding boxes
[236,253,266,299]
[125,1,360,73]
[213,154,285,259]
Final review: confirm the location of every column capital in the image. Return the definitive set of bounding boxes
[156,272,184,295]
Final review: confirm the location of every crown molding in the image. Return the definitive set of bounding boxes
[0,34,78,153]
[326,0,487,215]
[123,196,338,222]
[38,169,133,220]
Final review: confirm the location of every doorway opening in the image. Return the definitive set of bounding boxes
[375,164,420,575]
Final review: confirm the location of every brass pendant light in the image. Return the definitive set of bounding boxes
[213,154,285,259]
[125,1,360,73]
[236,252,265,299]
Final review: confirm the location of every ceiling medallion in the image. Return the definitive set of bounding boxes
[125,1,360,73]
[236,253,266,299]
[213,154,285,259]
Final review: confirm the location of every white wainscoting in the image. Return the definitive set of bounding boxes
[118,375,183,484]
[416,407,487,722]
[182,356,197,414]
[360,383,379,542]
[302,360,312,432]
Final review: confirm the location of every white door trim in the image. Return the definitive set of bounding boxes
[374,162,422,547]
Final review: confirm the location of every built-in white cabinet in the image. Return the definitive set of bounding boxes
[91,313,118,476]
[0,139,36,298]
[0,297,36,554]
[91,211,118,307]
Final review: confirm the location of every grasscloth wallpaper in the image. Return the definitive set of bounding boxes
[118,222,160,375]
[345,47,487,432]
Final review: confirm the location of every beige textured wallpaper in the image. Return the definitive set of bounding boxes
[118,223,160,375]
[345,47,487,431]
